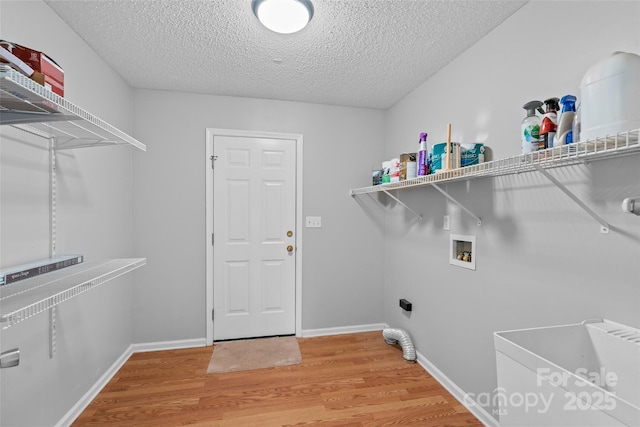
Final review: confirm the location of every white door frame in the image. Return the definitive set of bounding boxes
[205,128,303,345]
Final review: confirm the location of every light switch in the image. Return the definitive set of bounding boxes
[306,216,322,228]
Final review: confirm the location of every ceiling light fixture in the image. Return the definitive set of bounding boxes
[252,0,314,34]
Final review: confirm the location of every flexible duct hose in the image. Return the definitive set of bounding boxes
[382,328,416,362]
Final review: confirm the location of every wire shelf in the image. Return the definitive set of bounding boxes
[351,129,640,196]
[0,258,146,329]
[0,65,145,151]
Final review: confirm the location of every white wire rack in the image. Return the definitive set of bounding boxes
[0,258,146,329]
[350,129,640,196]
[0,65,146,151]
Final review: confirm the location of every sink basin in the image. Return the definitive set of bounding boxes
[494,319,640,426]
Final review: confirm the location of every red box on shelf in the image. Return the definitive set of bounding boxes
[6,42,64,96]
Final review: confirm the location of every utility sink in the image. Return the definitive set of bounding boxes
[494,319,640,426]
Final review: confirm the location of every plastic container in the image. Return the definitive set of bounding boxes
[381,161,391,184]
[521,100,543,153]
[389,158,400,183]
[540,98,559,149]
[372,167,382,185]
[555,95,577,146]
[572,102,581,143]
[495,319,640,426]
[580,51,640,140]
[406,161,417,179]
[417,133,428,176]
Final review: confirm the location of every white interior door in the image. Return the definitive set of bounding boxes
[212,134,296,341]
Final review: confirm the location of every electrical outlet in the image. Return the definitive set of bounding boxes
[306,216,322,228]
[443,215,450,231]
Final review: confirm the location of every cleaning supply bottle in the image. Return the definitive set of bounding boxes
[540,97,559,149]
[390,158,400,183]
[521,100,543,154]
[381,161,391,184]
[555,95,577,146]
[406,153,417,179]
[572,101,581,143]
[417,132,428,176]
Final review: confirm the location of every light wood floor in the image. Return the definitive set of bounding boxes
[73,331,483,426]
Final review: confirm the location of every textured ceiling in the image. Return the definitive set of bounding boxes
[44,0,526,110]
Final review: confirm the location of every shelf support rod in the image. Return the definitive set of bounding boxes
[533,164,610,233]
[431,184,482,226]
[49,306,56,359]
[3,111,77,126]
[381,189,422,220]
[49,137,57,257]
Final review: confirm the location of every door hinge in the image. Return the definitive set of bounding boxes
[210,155,218,169]
[211,233,214,246]
[211,309,214,320]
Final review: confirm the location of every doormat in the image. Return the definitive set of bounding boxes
[207,336,301,374]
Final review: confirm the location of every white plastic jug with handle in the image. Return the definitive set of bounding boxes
[580,51,640,141]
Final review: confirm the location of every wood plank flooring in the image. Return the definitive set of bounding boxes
[72,331,483,426]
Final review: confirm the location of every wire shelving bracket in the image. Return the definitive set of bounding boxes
[381,189,422,220]
[532,164,610,233]
[431,183,482,226]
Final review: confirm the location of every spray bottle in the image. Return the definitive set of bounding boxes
[540,97,559,149]
[572,101,581,143]
[417,132,428,176]
[555,95,577,146]
[521,100,543,154]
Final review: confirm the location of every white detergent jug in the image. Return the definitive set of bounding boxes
[580,51,640,141]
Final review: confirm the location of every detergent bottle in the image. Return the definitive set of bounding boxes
[555,95,577,146]
[540,97,559,149]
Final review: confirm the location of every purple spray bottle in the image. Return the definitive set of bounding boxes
[417,132,428,176]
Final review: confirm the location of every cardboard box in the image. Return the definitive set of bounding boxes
[399,153,417,180]
[2,41,64,96]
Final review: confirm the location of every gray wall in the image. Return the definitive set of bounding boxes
[131,90,386,342]
[383,1,640,422]
[0,2,136,426]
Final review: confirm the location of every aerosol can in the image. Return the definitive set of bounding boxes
[521,100,544,154]
[540,97,559,149]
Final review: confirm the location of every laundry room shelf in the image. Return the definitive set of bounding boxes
[0,65,145,151]
[350,128,640,196]
[0,258,146,329]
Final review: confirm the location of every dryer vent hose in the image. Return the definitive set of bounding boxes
[382,328,416,362]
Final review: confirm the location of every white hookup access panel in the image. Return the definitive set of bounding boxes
[306,216,322,228]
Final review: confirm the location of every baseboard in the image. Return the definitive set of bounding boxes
[301,323,386,338]
[132,338,207,353]
[56,338,207,427]
[416,350,499,427]
[56,344,134,427]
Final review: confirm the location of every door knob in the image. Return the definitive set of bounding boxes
[287,230,293,237]
[287,245,294,252]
